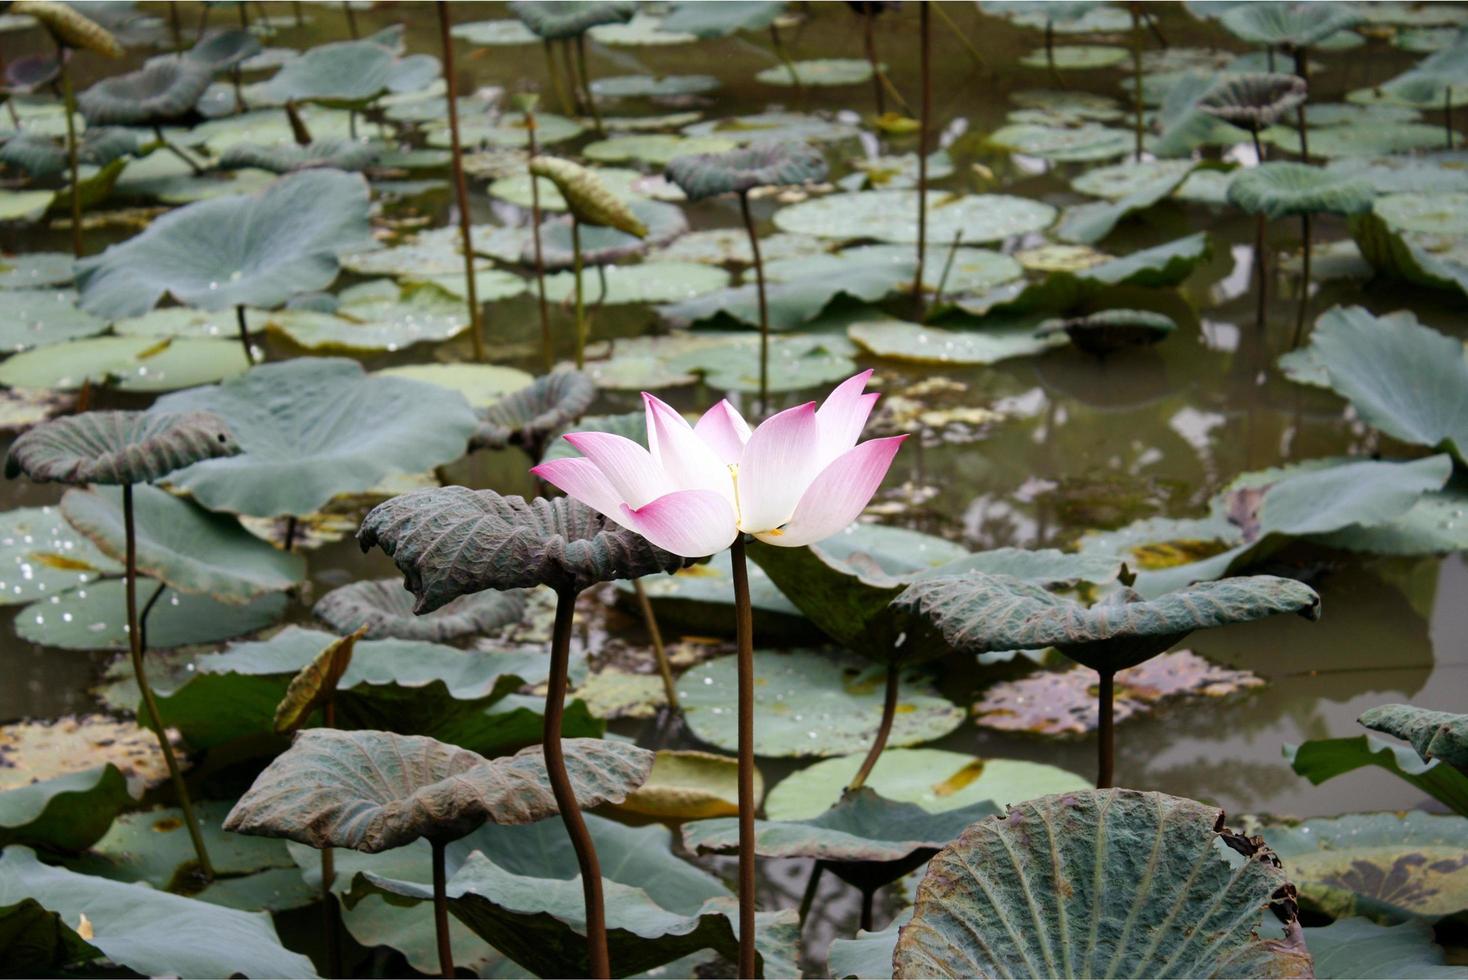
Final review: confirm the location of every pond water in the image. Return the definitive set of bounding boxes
[3,1,1467,973]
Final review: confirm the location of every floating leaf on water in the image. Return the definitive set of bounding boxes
[1036,309,1177,355]
[15,578,287,651]
[224,728,652,851]
[849,320,1066,366]
[264,279,471,353]
[574,668,667,720]
[894,789,1312,979]
[1227,163,1375,219]
[0,714,182,798]
[588,13,696,45]
[755,58,876,87]
[974,650,1265,736]
[988,122,1133,162]
[617,750,756,820]
[680,649,964,758]
[449,18,538,44]
[583,133,741,166]
[591,73,719,97]
[650,228,829,266]
[0,251,73,289]
[1017,45,1129,70]
[0,505,122,606]
[0,764,131,853]
[313,578,528,642]
[375,362,535,408]
[542,261,729,305]
[773,190,1056,244]
[0,335,252,392]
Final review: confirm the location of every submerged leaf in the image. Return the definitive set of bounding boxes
[224,728,652,851]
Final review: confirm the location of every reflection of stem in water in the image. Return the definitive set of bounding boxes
[168,3,183,52]
[862,12,884,115]
[547,587,611,978]
[1096,668,1115,788]
[543,40,573,116]
[729,536,758,979]
[632,578,679,712]
[1130,5,1144,162]
[770,22,803,100]
[439,1,486,364]
[1291,212,1311,350]
[1253,214,1268,333]
[342,1,359,39]
[846,662,899,792]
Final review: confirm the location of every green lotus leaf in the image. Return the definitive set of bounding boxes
[617,750,753,820]
[0,505,122,606]
[0,334,251,392]
[273,627,361,734]
[0,895,102,973]
[15,577,285,650]
[660,255,912,330]
[0,127,137,179]
[828,908,909,979]
[764,748,1090,821]
[343,813,795,978]
[1308,302,1468,461]
[60,484,302,603]
[77,60,211,125]
[0,188,55,224]
[660,0,785,37]
[471,369,595,454]
[988,122,1133,162]
[264,279,469,352]
[764,244,1020,294]
[1036,309,1177,355]
[412,267,528,303]
[1018,45,1129,70]
[218,138,381,174]
[592,73,719,97]
[258,37,439,108]
[1197,72,1308,129]
[1071,159,1198,201]
[375,362,534,408]
[449,18,538,44]
[0,765,131,852]
[1004,3,1132,32]
[313,578,528,642]
[1219,2,1363,48]
[1286,734,1468,817]
[11,0,123,57]
[663,332,859,392]
[140,625,562,753]
[685,787,999,873]
[5,409,238,487]
[185,28,262,71]
[0,288,108,352]
[665,143,826,201]
[149,358,478,517]
[1309,481,1468,555]
[359,488,689,605]
[223,728,652,851]
[1373,190,1468,236]
[543,261,729,307]
[75,169,373,318]
[894,572,1320,672]
[773,190,1056,245]
[535,199,684,268]
[0,847,317,978]
[1359,703,1468,773]
[528,156,647,236]
[614,548,812,640]
[849,320,1066,366]
[1258,811,1468,922]
[509,0,635,39]
[1305,917,1468,979]
[680,649,964,758]
[756,57,876,87]
[0,251,73,289]
[684,109,859,144]
[1273,121,1449,159]
[1226,163,1375,219]
[1056,163,1201,244]
[895,789,1311,978]
[589,12,697,45]
[437,111,585,149]
[1351,207,1468,297]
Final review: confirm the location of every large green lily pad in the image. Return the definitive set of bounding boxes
[542,262,729,305]
[264,280,470,352]
[150,358,478,517]
[1306,917,1468,979]
[0,765,131,853]
[257,37,438,108]
[680,650,964,758]
[849,320,1066,366]
[75,169,373,318]
[0,289,108,352]
[60,485,303,603]
[0,505,122,606]
[756,58,877,87]
[773,191,1056,244]
[988,122,1133,163]
[0,335,252,392]
[894,789,1312,979]
[15,578,286,650]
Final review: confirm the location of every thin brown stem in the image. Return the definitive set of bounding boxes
[60,63,81,258]
[572,219,587,369]
[863,13,884,115]
[235,305,255,365]
[1251,125,1264,164]
[547,588,610,978]
[930,231,963,315]
[438,2,485,364]
[543,40,573,115]
[915,2,930,318]
[1096,669,1115,789]
[1291,212,1311,350]
[168,2,184,52]
[931,2,983,67]
[633,578,679,712]
[1293,47,1309,160]
[729,537,758,979]
[431,839,454,978]
[860,885,876,933]
[126,484,214,880]
[738,192,769,417]
[137,580,165,655]
[152,126,206,175]
[770,22,803,100]
[322,844,340,979]
[847,662,899,792]
[1131,4,1144,162]
[574,35,603,136]
[283,515,299,553]
[797,860,824,928]
[342,0,359,38]
[525,114,553,371]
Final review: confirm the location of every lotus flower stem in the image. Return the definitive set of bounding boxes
[123,483,215,880]
[1250,126,1265,164]
[284,515,299,552]
[1096,668,1115,788]
[59,60,82,258]
[847,662,899,792]
[524,114,554,371]
[862,12,885,115]
[797,860,824,927]
[729,536,758,979]
[572,219,588,369]
[914,2,930,318]
[547,586,611,978]
[437,1,486,364]
[543,41,573,116]
[151,125,206,176]
[632,578,679,711]
[1291,213,1311,350]
[1292,48,1309,159]
[1446,89,1455,150]
[430,839,455,978]
[167,2,183,53]
[1044,20,1061,87]
[573,35,604,137]
[235,305,255,365]
[1253,215,1267,332]
[342,1,359,39]
[737,191,770,415]
[1130,5,1144,162]
[769,23,803,98]
[859,884,877,932]
[293,1,304,28]
[931,231,963,314]
[1143,9,1167,48]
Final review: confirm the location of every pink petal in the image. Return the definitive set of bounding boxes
[756,435,907,547]
[529,457,627,520]
[693,400,751,465]
[816,370,878,467]
[619,490,739,558]
[736,401,822,534]
[643,393,734,502]
[561,431,670,509]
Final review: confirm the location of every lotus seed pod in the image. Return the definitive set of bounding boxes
[528,156,647,237]
[14,0,124,58]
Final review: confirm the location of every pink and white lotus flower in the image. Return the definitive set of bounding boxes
[531,371,906,557]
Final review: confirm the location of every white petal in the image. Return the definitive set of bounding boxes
[816,369,878,468]
[561,431,670,509]
[757,435,907,547]
[735,401,822,534]
[618,490,739,558]
[693,399,752,466]
[643,393,735,504]
[530,457,627,520]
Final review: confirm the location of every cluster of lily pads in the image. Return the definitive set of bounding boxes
[0,1,1466,979]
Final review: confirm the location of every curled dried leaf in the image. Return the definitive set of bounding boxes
[272,626,367,734]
